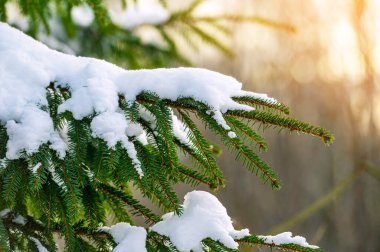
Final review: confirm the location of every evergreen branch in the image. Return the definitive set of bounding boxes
[98,183,161,223]
[1,210,56,251]
[0,125,8,159]
[135,95,333,145]
[0,219,9,252]
[155,167,183,214]
[134,141,182,214]
[225,116,268,151]
[104,191,134,225]
[202,238,237,252]
[57,163,80,211]
[177,164,216,189]
[147,231,179,252]
[82,185,106,227]
[2,161,25,203]
[72,225,114,251]
[178,110,225,187]
[185,23,234,57]
[56,194,77,251]
[195,15,296,32]
[158,29,192,66]
[169,0,205,21]
[225,110,334,144]
[232,95,290,115]
[145,102,179,173]
[198,111,281,189]
[236,235,324,252]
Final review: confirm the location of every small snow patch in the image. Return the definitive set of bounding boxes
[71,4,94,27]
[0,209,11,217]
[258,232,319,249]
[228,131,236,138]
[100,222,147,252]
[30,162,42,174]
[109,0,169,30]
[29,237,49,252]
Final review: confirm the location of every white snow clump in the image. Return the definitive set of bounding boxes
[0,22,275,171]
[258,232,319,249]
[151,190,250,252]
[109,0,169,30]
[71,4,95,27]
[100,222,147,252]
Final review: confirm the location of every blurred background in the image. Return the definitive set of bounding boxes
[3,0,380,251]
[175,0,380,251]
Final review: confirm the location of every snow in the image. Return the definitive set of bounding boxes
[13,214,27,225]
[208,110,231,130]
[171,112,191,145]
[151,190,250,252]
[109,0,169,30]
[0,209,11,217]
[30,162,42,174]
[49,166,68,193]
[5,2,29,30]
[5,106,67,159]
[91,111,129,148]
[227,131,237,138]
[100,223,147,252]
[258,232,319,249]
[29,237,49,252]
[71,4,94,27]
[0,22,274,164]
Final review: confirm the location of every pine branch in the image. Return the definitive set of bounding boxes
[225,116,268,151]
[226,110,334,144]
[198,111,281,189]
[133,139,183,214]
[195,15,296,32]
[237,235,325,252]
[177,164,217,188]
[202,238,237,252]
[99,183,161,223]
[232,95,290,115]
[135,95,333,144]
[178,110,225,187]
[147,231,179,252]
[185,23,234,57]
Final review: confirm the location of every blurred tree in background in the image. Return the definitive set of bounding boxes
[0,0,335,252]
[190,1,380,251]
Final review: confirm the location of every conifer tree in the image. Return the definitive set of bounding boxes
[0,1,333,251]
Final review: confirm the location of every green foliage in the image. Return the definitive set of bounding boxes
[0,1,331,251]
[237,236,325,252]
[0,85,332,251]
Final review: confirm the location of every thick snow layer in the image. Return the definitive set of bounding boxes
[258,232,319,249]
[151,191,250,252]
[71,4,94,27]
[0,22,273,163]
[109,0,169,30]
[100,223,147,252]
[5,103,67,160]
